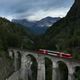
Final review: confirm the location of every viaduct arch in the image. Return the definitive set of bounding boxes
[8,49,80,80]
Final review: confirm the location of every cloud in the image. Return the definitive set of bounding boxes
[0,0,74,20]
[27,8,69,21]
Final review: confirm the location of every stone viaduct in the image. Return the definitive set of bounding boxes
[7,48,80,80]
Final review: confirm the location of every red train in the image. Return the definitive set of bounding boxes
[37,49,73,59]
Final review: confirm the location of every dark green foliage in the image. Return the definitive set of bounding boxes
[27,55,37,80]
[31,60,37,80]
[74,67,80,80]
[45,58,52,80]
[58,61,68,80]
[17,52,21,70]
[0,17,34,50]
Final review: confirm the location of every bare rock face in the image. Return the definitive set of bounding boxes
[66,0,80,20]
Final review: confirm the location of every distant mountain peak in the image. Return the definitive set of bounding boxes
[41,16,60,20]
[12,16,61,35]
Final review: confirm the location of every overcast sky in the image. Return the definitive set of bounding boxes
[0,0,74,21]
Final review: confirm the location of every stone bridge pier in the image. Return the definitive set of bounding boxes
[8,49,80,80]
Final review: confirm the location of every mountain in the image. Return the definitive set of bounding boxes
[34,17,61,28]
[12,19,36,28]
[31,17,61,34]
[12,17,60,35]
[38,0,80,59]
[66,0,80,20]
[0,17,34,50]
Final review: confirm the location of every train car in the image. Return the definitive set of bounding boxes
[59,52,73,58]
[37,49,48,54]
[37,49,73,59]
[46,50,60,57]
[47,50,73,58]
[37,49,60,56]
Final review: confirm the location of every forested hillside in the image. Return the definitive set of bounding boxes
[37,0,80,59]
[0,17,34,50]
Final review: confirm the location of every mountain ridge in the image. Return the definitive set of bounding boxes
[12,17,61,35]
